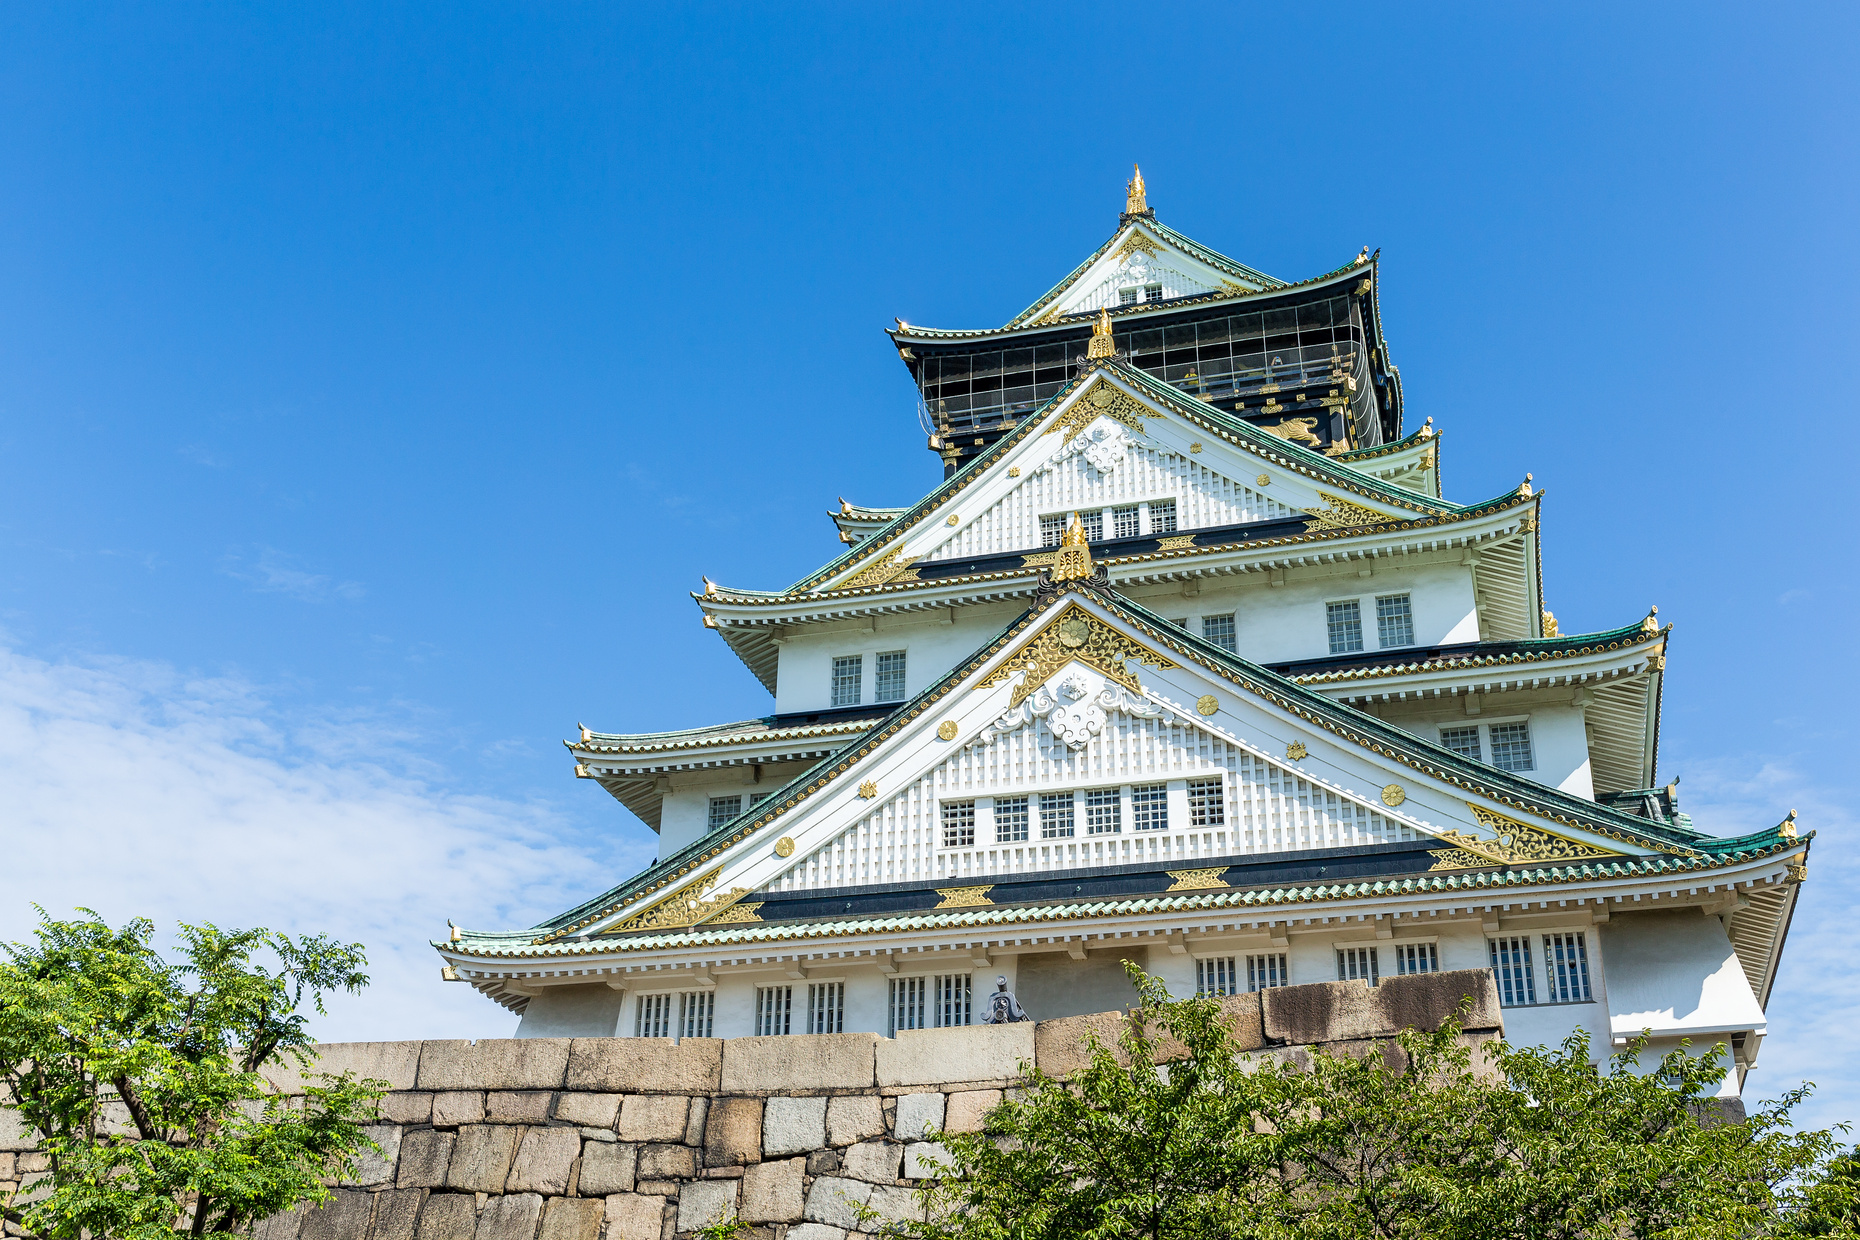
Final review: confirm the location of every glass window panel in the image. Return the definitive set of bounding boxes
[708,796,742,831]
[679,991,715,1039]
[1376,594,1415,648]
[1164,324,1197,350]
[1489,936,1537,1006]
[936,974,971,1027]
[1246,953,1288,991]
[1337,947,1380,985]
[1394,943,1438,976]
[1197,318,1231,347]
[1327,601,1364,654]
[1440,726,1482,762]
[636,994,673,1039]
[1202,614,1237,653]
[1083,787,1120,835]
[1131,328,1164,355]
[941,800,976,849]
[995,796,1030,843]
[831,655,862,707]
[874,650,907,703]
[970,351,1004,380]
[1147,500,1177,534]
[1491,723,1535,772]
[807,982,844,1034]
[1545,933,1592,1002]
[1079,511,1103,542]
[1132,783,1168,831]
[1187,778,1224,826]
[889,976,926,1034]
[1039,514,1065,547]
[1263,308,1296,335]
[1034,343,1067,367]
[1197,957,1238,997]
[1298,299,1331,329]
[1113,505,1140,539]
[1039,791,1074,838]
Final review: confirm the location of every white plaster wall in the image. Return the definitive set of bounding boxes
[1600,910,1765,1041]
[774,602,1023,715]
[1376,701,1594,800]
[659,770,794,861]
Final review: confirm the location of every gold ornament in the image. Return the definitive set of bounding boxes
[857,780,878,799]
[831,550,921,592]
[1189,442,1203,454]
[607,868,755,933]
[1286,741,1307,761]
[1256,473,1270,486]
[977,602,1178,708]
[1427,805,1625,870]
[936,720,958,741]
[1155,535,1196,550]
[1301,492,1396,533]
[935,885,995,908]
[1086,307,1117,359]
[1259,417,1323,448]
[1046,375,1147,443]
[1166,867,1229,892]
[1381,784,1407,807]
[1008,466,1021,477]
[1195,694,1219,716]
[946,514,959,526]
[1050,515,1096,582]
[1125,162,1148,216]
[774,836,796,857]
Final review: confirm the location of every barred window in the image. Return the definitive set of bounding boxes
[1131,783,1168,831]
[1327,600,1364,654]
[708,796,742,830]
[1187,778,1225,827]
[636,993,674,1039]
[1078,510,1104,542]
[1040,514,1065,547]
[755,985,793,1036]
[807,982,845,1034]
[1083,787,1121,835]
[1148,499,1178,534]
[937,974,972,1027]
[1143,283,1163,302]
[889,976,927,1035]
[1393,943,1438,976]
[1246,953,1288,992]
[831,655,862,707]
[875,650,907,703]
[995,795,1030,843]
[1545,933,1592,1003]
[1197,956,1239,997]
[1489,936,1536,1006]
[1376,594,1415,648]
[1202,614,1237,653]
[1039,791,1075,838]
[941,800,976,848]
[1119,287,1139,305]
[679,990,715,1039]
[1490,722,1535,772]
[1337,946,1380,986]
[1113,504,1141,539]
[1440,725,1482,761]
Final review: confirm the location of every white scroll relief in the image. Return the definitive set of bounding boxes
[974,670,1162,752]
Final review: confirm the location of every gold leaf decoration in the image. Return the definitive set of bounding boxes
[1258,416,1323,447]
[607,869,757,933]
[1427,804,1625,867]
[705,902,764,925]
[1195,695,1219,716]
[1155,535,1196,550]
[935,885,995,908]
[975,602,1178,708]
[1300,492,1398,533]
[1044,377,1148,444]
[1286,741,1308,761]
[936,720,958,741]
[857,780,878,799]
[1381,784,1406,807]
[831,550,922,592]
[1166,868,1229,892]
[1427,848,1492,871]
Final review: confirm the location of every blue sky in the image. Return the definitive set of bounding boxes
[1,4,1855,1128]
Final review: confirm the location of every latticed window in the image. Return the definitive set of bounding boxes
[889,976,926,1035]
[1113,505,1141,539]
[941,800,976,848]
[1202,614,1237,653]
[1393,943,1438,976]
[807,983,844,1034]
[635,993,673,1039]
[1376,594,1415,648]
[1187,778,1224,827]
[1489,936,1536,1006]
[1247,953,1288,992]
[831,655,862,707]
[755,985,793,1035]
[1040,513,1065,547]
[1084,787,1121,835]
[1338,946,1380,986]
[1545,933,1592,1002]
[1144,283,1163,301]
[1131,783,1168,831]
[937,974,972,1027]
[1197,957,1238,997]
[1149,499,1177,534]
[1039,791,1075,838]
[1327,601,1364,653]
[1490,722,1535,772]
[1118,287,1139,305]
[995,796,1029,843]
[875,650,907,703]
[1079,510,1104,541]
[708,796,742,830]
[679,991,714,1039]
[1440,725,1482,761]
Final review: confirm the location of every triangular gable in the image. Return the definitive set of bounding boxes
[1008,221,1283,329]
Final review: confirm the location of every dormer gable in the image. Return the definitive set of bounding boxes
[1009,220,1284,329]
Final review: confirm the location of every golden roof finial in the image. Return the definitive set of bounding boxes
[1125,163,1148,217]
[1052,513,1095,581]
[1086,306,1117,359]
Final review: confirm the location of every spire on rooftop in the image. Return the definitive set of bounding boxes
[1121,163,1153,223]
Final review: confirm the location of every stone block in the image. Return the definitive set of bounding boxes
[416,1040,572,1092]
[617,1094,690,1143]
[943,1090,1001,1134]
[253,1202,310,1240]
[577,1140,637,1196]
[866,1183,927,1225]
[762,1096,828,1157]
[803,1176,873,1229]
[537,1196,603,1240]
[1146,991,1265,1063]
[264,1041,426,1095]
[787,1226,849,1240]
[721,1033,879,1093]
[397,1130,456,1189]
[903,1141,950,1180]
[825,1096,885,1146]
[840,1141,901,1184]
[876,1023,1035,1087]
[432,1092,486,1128]
[446,1124,520,1193]
[0,1106,36,1152]
[638,1143,698,1180]
[370,1188,428,1240]
[298,1190,375,1240]
[566,1037,721,1094]
[892,1093,944,1142]
[704,1096,764,1167]
[413,1193,478,1240]
[1261,970,1500,1047]
[343,1123,403,1187]
[678,1179,739,1233]
[506,1125,580,1195]
[602,1194,667,1240]
[740,1156,805,1223]
[487,1091,555,1125]
[552,1091,621,1129]
[807,1148,841,1176]
[382,1092,435,1125]
[1033,1010,1127,1078]
[473,1192,542,1240]
[684,1095,708,1146]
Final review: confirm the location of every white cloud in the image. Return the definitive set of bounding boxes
[219,547,365,603]
[0,642,652,1043]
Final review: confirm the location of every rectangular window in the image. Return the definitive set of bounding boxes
[1168,617,1189,629]
[1131,783,1168,831]
[1148,500,1178,534]
[936,974,972,1027]
[807,982,845,1034]
[1187,778,1225,827]
[831,655,863,708]
[708,796,742,830]
[1079,510,1104,542]
[635,993,673,1039]
[1393,943,1438,976]
[888,976,927,1035]
[1337,946,1380,986]
[755,985,793,1036]
[1202,614,1237,653]
[1327,601,1364,654]
[1440,725,1482,762]
[1112,504,1141,539]
[678,991,715,1039]
[874,650,907,703]
[995,796,1030,843]
[1040,514,1065,547]
[1490,722,1535,772]
[1545,933,1592,1003]
[1144,283,1163,302]
[1376,594,1415,648]
[1197,957,1239,997]
[1246,953,1288,992]
[1489,936,1537,1006]
[941,800,976,849]
[1118,288,1138,305]
[1039,791,1075,838]
[1083,787,1121,835]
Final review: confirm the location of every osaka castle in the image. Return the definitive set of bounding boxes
[438,168,1810,1099]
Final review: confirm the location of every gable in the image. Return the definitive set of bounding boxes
[1015,223,1277,327]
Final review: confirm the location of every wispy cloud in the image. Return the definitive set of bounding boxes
[220,547,365,603]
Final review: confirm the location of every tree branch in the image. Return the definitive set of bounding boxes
[112,1075,161,1143]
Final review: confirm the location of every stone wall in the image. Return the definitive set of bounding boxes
[1,971,1501,1240]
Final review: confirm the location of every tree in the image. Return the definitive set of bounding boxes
[0,909,387,1239]
[893,967,1855,1240]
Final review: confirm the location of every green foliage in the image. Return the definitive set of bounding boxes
[888,966,1855,1240]
[0,909,386,1239]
